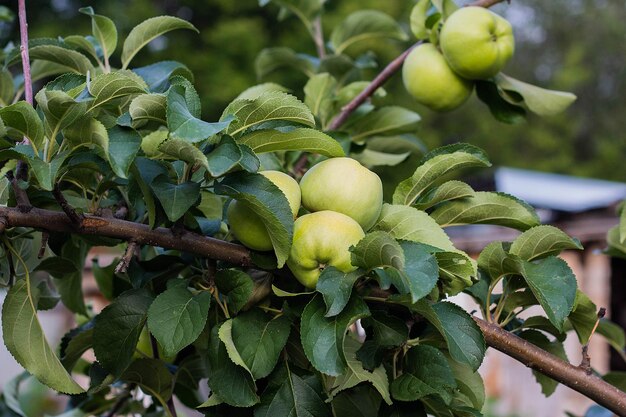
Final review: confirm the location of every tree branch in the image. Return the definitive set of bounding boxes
[18,0,32,106]
[476,318,626,416]
[0,206,252,266]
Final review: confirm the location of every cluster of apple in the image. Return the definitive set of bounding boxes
[227,158,383,288]
[402,6,515,111]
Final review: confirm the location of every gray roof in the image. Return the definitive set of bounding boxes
[495,167,626,212]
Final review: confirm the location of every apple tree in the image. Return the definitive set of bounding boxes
[0,1,625,416]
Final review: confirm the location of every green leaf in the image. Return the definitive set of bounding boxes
[373,204,455,251]
[432,0,458,18]
[475,80,527,124]
[214,269,254,314]
[121,359,174,415]
[151,175,200,222]
[351,231,404,271]
[255,364,331,417]
[410,0,431,40]
[567,290,598,344]
[606,225,626,259]
[205,136,245,177]
[133,61,194,93]
[216,172,293,267]
[64,117,109,154]
[300,294,370,376]
[35,89,87,137]
[413,180,475,210]
[431,302,485,371]
[63,35,100,64]
[1,279,84,394]
[221,91,315,136]
[520,316,566,342]
[0,101,45,148]
[158,138,209,171]
[390,345,456,404]
[129,93,167,127]
[496,73,577,116]
[477,242,520,282]
[521,257,577,333]
[108,126,142,178]
[235,83,289,100]
[230,309,291,379]
[330,10,408,55]
[518,330,567,396]
[89,71,147,110]
[262,0,326,26]
[304,73,337,127]
[79,7,117,61]
[60,323,94,371]
[147,286,211,357]
[409,301,485,371]
[217,319,254,376]
[121,16,198,69]
[329,335,392,405]
[349,106,420,141]
[510,225,583,261]
[316,267,363,317]
[352,149,411,168]
[430,191,540,231]
[206,323,259,407]
[167,84,231,143]
[393,144,491,206]
[141,128,169,157]
[28,45,93,74]
[448,357,485,410]
[362,311,408,348]
[0,68,15,106]
[332,385,382,417]
[255,47,316,79]
[34,256,79,277]
[93,288,153,376]
[237,128,344,157]
[24,151,71,191]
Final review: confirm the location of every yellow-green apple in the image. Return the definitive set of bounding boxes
[440,7,515,80]
[402,43,473,112]
[300,157,383,230]
[286,211,364,288]
[227,171,301,251]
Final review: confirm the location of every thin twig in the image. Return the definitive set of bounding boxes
[6,170,31,212]
[18,0,32,107]
[103,390,133,417]
[115,241,138,274]
[312,16,326,59]
[579,307,606,375]
[52,184,85,226]
[38,231,49,258]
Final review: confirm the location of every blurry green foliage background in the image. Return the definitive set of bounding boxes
[2,0,625,180]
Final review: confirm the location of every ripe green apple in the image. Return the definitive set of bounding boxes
[227,170,301,251]
[440,7,515,80]
[300,157,383,231]
[286,211,365,288]
[402,43,473,112]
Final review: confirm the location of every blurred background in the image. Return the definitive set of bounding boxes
[0,0,625,416]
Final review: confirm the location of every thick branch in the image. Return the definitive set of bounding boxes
[0,206,252,266]
[476,318,626,416]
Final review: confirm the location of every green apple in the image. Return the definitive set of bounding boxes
[402,43,473,112]
[440,7,515,80]
[286,211,365,288]
[300,157,383,231]
[227,170,301,251]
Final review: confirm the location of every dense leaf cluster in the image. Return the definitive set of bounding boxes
[0,1,624,417]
